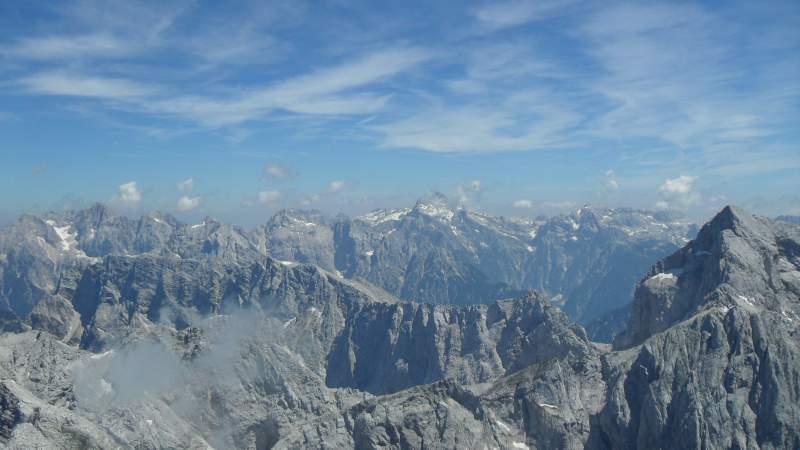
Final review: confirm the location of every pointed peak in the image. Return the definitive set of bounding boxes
[412,192,456,221]
[705,205,759,234]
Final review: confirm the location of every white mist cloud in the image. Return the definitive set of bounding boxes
[263,164,291,179]
[177,178,194,192]
[258,190,281,204]
[605,169,619,190]
[327,180,348,194]
[456,180,483,204]
[513,199,533,209]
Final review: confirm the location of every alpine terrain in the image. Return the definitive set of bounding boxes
[0,204,796,449]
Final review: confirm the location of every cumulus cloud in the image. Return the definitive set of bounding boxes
[177,195,201,211]
[177,178,194,192]
[604,170,619,190]
[258,190,281,204]
[117,181,142,204]
[327,180,348,194]
[659,175,697,195]
[513,199,533,209]
[657,175,701,209]
[263,164,291,179]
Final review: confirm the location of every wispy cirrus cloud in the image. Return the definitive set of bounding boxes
[581,2,797,152]
[146,46,433,126]
[2,34,134,60]
[372,88,582,153]
[19,71,157,99]
[471,0,578,31]
[13,45,432,128]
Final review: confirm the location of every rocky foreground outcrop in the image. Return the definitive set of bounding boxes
[0,206,797,449]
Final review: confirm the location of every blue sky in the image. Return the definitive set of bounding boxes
[1,0,798,225]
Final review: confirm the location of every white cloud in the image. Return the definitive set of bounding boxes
[581,2,794,156]
[456,180,483,204]
[659,175,697,195]
[472,0,576,30]
[258,190,281,204]
[4,34,133,60]
[327,180,348,194]
[513,199,533,209]
[263,164,291,179]
[657,175,701,209]
[118,181,142,204]
[20,72,156,99]
[605,170,619,190]
[147,46,433,126]
[176,178,194,192]
[14,46,432,127]
[373,97,580,153]
[177,195,201,211]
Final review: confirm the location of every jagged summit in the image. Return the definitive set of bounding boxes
[414,191,450,208]
[615,205,800,349]
[700,205,766,236]
[410,191,456,221]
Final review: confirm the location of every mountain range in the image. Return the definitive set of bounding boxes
[0,203,797,449]
[0,194,696,341]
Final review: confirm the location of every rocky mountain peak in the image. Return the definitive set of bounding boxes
[411,192,456,221]
[614,205,800,349]
[705,205,760,233]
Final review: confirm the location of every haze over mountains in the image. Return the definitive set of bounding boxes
[0,203,797,449]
